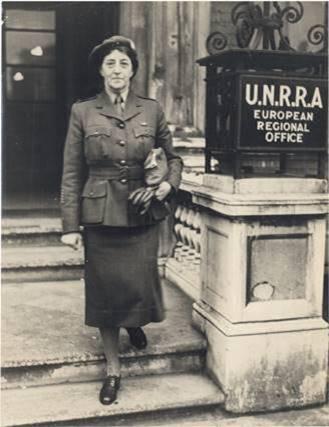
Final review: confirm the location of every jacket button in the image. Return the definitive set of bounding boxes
[89,191,94,196]
[118,123,125,129]
[120,159,126,165]
[119,140,125,146]
[120,179,127,184]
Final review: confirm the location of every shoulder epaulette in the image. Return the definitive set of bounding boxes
[76,95,97,103]
[136,94,157,102]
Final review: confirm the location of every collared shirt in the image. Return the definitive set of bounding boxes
[107,88,129,110]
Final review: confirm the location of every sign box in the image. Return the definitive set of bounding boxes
[237,75,327,151]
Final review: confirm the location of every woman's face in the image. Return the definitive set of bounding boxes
[100,49,133,93]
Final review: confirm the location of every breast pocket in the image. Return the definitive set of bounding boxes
[81,180,107,224]
[134,126,156,158]
[84,127,112,162]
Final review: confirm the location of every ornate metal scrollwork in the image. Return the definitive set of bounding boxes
[308,24,328,53]
[274,1,303,24]
[206,31,228,55]
[273,1,304,51]
[231,1,304,51]
[231,2,264,48]
[206,1,327,54]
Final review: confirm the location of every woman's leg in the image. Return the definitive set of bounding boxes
[99,327,121,376]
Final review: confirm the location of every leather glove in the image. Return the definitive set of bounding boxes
[128,186,157,215]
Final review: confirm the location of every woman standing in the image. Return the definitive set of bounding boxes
[60,36,183,405]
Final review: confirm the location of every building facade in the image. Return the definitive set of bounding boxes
[2,1,327,210]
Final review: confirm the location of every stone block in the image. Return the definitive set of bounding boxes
[200,211,326,323]
[192,174,328,413]
[193,306,328,413]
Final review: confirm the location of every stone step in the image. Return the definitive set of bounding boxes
[2,280,206,389]
[2,246,84,282]
[58,401,329,427]
[1,246,167,284]
[1,372,225,427]
[2,216,62,247]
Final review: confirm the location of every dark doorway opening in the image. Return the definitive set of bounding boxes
[2,2,119,212]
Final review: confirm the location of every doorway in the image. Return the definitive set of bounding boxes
[2,2,119,211]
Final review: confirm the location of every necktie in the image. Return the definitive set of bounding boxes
[115,95,124,115]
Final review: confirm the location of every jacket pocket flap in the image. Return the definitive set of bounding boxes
[85,127,111,138]
[82,181,107,198]
[134,126,155,138]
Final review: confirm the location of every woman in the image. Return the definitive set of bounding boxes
[60,35,183,405]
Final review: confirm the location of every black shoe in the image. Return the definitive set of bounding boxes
[99,375,121,405]
[126,327,147,350]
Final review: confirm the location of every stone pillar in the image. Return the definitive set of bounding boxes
[192,174,328,413]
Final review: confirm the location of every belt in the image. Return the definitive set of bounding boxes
[89,165,144,181]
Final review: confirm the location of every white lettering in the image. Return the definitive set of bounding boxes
[272,122,279,131]
[265,122,272,131]
[295,86,307,107]
[265,132,273,142]
[245,84,258,105]
[297,123,310,132]
[279,85,291,107]
[263,85,275,106]
[252,109,315,122]
[311,87,323,109]
[289,133,297,142]
[274,132,281,142]
[293,111,300,121]
[277,111,284,120]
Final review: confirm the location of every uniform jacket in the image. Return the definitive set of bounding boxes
[61,90,183,233]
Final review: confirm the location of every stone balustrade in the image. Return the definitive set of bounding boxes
[173,199,201,271]
[165,170,328,325]
[165,172,203,300]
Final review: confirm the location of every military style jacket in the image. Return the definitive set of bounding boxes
[61,91,183,233]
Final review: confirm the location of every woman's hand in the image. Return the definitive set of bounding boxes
[155,181,172,201]
[61,232,83,251]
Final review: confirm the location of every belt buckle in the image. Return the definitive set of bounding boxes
[119,166,128,179]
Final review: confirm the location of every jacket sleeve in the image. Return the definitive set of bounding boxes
[155,103,183,192]
[60,103,86,233]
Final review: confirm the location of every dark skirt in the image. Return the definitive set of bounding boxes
[84,225,164,328]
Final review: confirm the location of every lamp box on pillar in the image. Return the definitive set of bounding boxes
[193,46,328,412]
[200,50,327,178]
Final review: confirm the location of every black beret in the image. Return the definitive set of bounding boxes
[88,35,138,76]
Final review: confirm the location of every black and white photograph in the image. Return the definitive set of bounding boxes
[1,1,328,426]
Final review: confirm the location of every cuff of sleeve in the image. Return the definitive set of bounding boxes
[61,218,81,234]
[165,184,177,201]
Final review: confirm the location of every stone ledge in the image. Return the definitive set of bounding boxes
[203,175,328,195]
[1,372,224,427]
[2,246,84,269]
[193,301,329,337]
[193,187,329,216]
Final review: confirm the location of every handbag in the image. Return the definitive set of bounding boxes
[129,148,170,219]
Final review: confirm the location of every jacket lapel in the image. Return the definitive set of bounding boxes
[95,92,121,121]
[95,91,142,122]
[123,91,142,121]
